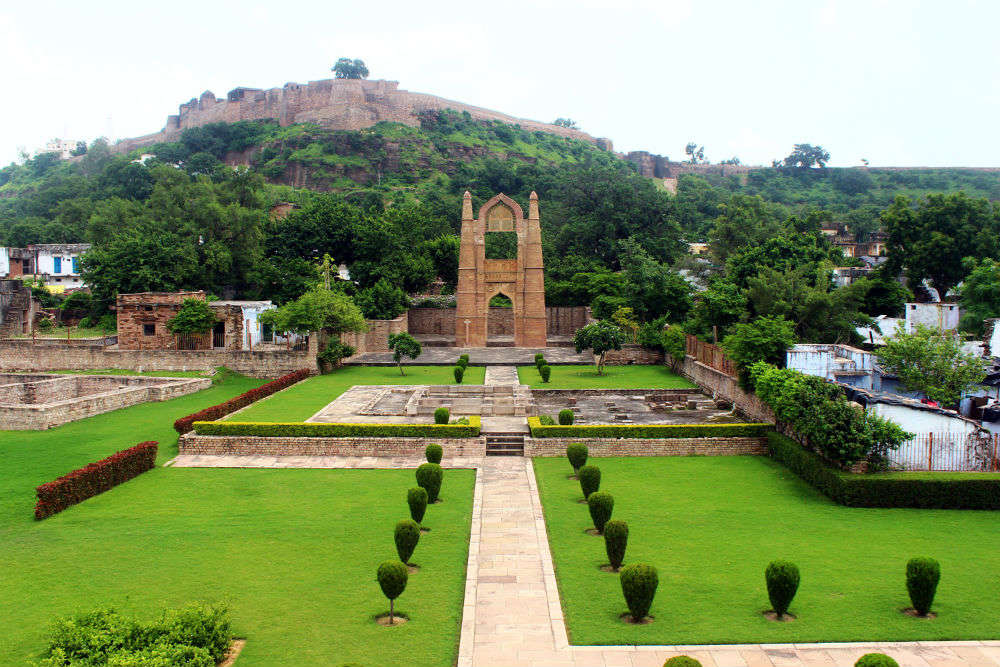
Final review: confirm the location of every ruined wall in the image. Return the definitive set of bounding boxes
[603,344,665,365]
[625,151,759,180]
[115,79,608,153]
[340,314,408,355]
[117,292,208,351]
[681,357,774,424]
[407,306,590,337]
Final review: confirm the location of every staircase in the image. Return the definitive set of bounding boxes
[484,432,525,456]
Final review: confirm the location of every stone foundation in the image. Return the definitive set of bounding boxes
[525,436,767,457]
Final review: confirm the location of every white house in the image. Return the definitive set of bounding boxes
[0,248,9,277]
[32,244,91,290]
[904,302,960,334]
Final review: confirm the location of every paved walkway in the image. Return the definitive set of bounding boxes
[484,365,520,386]
[167,454,1000,667]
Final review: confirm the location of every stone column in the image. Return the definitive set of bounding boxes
[518,191,547,347]
[455,192,486,346]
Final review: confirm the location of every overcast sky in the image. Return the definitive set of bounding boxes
[2,0,998,168]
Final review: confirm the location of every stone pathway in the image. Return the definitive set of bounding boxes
[484,365,520,387]
[167,454,1000,667]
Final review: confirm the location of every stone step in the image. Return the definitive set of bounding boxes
[485,432,525,457]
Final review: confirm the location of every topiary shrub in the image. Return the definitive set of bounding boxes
[456,356,469,369]
[664,657,702,667]
[539,365,551,383]
[394,519,421,565]
[855,654,900,667]
[407,487,428,524]
[558,409,574,425]
[534,353,544,365]
[566,443,588,473]
[765,560,800,619]
[415,463,444,503]
[377,560,409,623]
[434,407,450,424]
[425,443,443,464]
[460,353,470,363]
[578,465,601,499]
[539,415,555,425]
[604,520,628,571]
[588,491,614,534]
[620,563,658,621]
[906,557,941,616]
[453,366,465,383]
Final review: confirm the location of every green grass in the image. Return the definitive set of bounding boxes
[517,364,696,390]
[533,455,1000,644]
[0,373,475,667]
[232,365,486,422]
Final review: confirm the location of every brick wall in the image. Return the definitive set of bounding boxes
[341,314,408,355]
[603,344,665,365]
[525,436,768,457]
[117,291,209,351]
[0,340,316,378]
[406,306,590,337]
[680,357,774,424]
[179,434,486,457]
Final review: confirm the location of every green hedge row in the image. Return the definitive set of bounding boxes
[192,416,481,438]
[767,431,1000,510]
[527,417,771,439]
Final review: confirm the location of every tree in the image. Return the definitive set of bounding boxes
[573,321,627,375]
[553,118,579,129]
[722,316,797,387]
[332,58,369,79]
[882,193,1000,299]
[618,237,692,322]
[725,232,834,288]
[388,332,422,376]
[354,279,410,320]
[783,144,830,168]
[708,194,785,262]
[877,325,989,406]
[259,285,367,337]
[684,279,746,341]
[958,259,1000,334]
[684,142,705,164]
[166,298,218,336]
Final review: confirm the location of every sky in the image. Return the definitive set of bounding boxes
[2,0,999,168]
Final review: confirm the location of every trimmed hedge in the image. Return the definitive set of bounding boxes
[528,418,771,439]
[767,431,1000,509]
[173,369,311,434]
[192,416,481,438]
[35,441,158,520]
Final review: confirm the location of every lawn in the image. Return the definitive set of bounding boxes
[533,455,1000,645]
[0,373,475,667]
[232,365,486,422]
[517,364,696,390]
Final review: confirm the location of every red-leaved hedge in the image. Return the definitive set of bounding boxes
[35,441,158,520]
[173,368,311,434]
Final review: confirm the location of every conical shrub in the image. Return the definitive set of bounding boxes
[906,557,940,616]
[407,487,428,524]
[620,563,658,621]
[416,462,443,503]
[604,519,628,571]
[587,491,614,534]
[578,465,601,499]
[765,560,800,618]
[394,519,420,564]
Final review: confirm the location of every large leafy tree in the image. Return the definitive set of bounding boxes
[684,279,746,342]
[958,258,1000,334]
[782,144,830,169]
[573,321,627,375]
[332,58,369,79]
[79,232,199,307]
[708,194,785,262]
[166,298,218,335]
[722,316,797,387]
[726,232,835,289]
[618,238,692,322]
[259,285,366,337]
[877,325,988,406]
[882,193,1000,299]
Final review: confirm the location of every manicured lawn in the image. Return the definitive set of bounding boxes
[533,455,1000,644]
[517,364,696,389]
[0,374,475,667]
[233,365,486,422]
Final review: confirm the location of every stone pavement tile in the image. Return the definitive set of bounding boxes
[766,649,805,667]
[977,647,1000,665]
[795,650,835,666]
[740,649,776,667]
[709,650,750,667]
[947,647,998,667]
[822,648,880,666]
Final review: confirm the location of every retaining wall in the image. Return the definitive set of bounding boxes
[603,345,665,365]
[524,436,768,457]
[680,357,774,423]
[179,434,486,457]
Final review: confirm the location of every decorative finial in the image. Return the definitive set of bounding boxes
[463,191,471,199]
[529,191,538,200]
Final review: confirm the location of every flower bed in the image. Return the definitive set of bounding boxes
[35,441,158,519]
[173,369,311,434]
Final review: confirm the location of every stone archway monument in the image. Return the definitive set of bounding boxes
[455,191,547,347]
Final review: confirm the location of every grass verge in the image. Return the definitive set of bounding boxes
[517,364,696,390]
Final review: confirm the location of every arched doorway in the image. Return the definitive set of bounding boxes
[487,290,516,347]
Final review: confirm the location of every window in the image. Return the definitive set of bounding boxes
[53,257,61,273]
[143,305,153,312]
[71,257,79,273]
[143,324,155,336]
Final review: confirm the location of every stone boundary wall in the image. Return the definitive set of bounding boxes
[341,314,407,355]
[0,340,315,378]
[603,345,665,365]
[525,436,767,457]
[681,357,774,424]
[406,306,590,338]
[1,376,209,429]
[530,388,696,398]
[179,434,486,457]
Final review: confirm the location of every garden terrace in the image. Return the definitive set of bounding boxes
[0,373,209,429]
[533,455,1000,645]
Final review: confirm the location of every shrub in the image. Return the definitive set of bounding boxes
[855,654,900,667]
[407,487,428,524]
[528,418,771,439]
[566,443,588,473]
[588,491,614,534]
[765,560,800,618]
[539,365,551,383]
[173,369,311,434]
[416,463,444,503]
[534,353,545,364]
[192,418,482,438]
[425,443,443,464]
[620,563,658,621]
[394,519,421,564]
[317,341,354,370]
[578,465,601,499]
[906,557,941,616]
[35,442,158,520]
[460,354,470,364]
[664,658,702,667]
[434,407,450,424]
[558,409,574,425]
[604,520,628,571]
[377,560,409,623]
[539,415,555,425]
[767,431,1000,509]
[453,366,465,383]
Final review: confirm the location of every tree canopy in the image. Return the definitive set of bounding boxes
[876,325,989,406]
[332,58,369,79]
[166,298,218,335]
